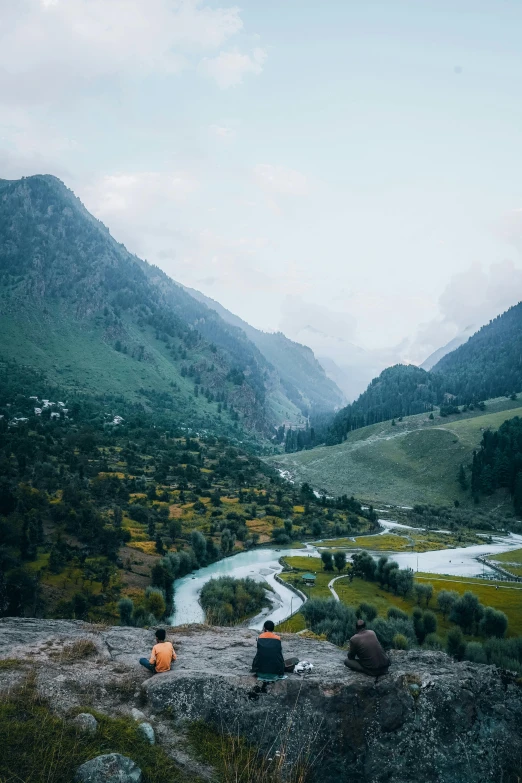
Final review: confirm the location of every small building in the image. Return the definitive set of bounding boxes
[302,572,316,586]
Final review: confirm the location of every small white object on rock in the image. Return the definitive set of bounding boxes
[73,713,98,734]
[131,708,146,722]
[137,722,155,744]
[74,753,142,783]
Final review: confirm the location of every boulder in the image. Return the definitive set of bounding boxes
[137,722,155,744]
[72,713,98,734]
[131,708,146,722]
[1,618,522,783]
[74,753,142,783]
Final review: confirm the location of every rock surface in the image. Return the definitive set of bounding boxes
[1,618,522,783]
[74,753,142,783]
[72,712,98,734]
[137,722,155,744]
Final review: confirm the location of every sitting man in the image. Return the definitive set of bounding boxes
[251,620,285,677]
[139,628,176,675]
[345,619,390,677]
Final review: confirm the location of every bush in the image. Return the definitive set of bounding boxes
[118,597,134,626]
[356,602,377,622]
[412,608,425,644]
[450,591,484,634]
[145,587,167,621]
[301,599,357,646]
[479,606,508,638]
[387,607,408,621]
[446,627,465,660]
[424,633,444,651]
[464,642,487,664]
[483,636,522,674]
[392,633,408,650]
[422,610,437,636]
[437,589,459,618]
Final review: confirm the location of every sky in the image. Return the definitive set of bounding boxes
[2,0,522,370]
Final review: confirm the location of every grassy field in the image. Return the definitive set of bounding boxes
[268,395,522,507]
[317,528,484,552]
[277,556,522,637]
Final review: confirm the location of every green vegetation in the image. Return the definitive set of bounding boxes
[0,360,374,621]
[471,416,522,513]
[0,674,191,783]
[269,396,522,507]
[200,576,269,625]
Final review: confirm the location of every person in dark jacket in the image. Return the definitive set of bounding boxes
[345,619,390,676]
[251,620,285,676]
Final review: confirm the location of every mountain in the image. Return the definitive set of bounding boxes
[432,301,522,400]
[0,175,324,437]
[421,325,477,370]
[183,285,345,412]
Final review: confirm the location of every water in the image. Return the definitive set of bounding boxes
[169,523,522,629]
[169,547,312,630]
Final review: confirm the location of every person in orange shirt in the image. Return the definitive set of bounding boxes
[139,628,176,674]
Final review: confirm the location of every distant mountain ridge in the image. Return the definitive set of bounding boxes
[420,325,477,371]
[183,285,345,412]
[327,302,522,444]
[0,175,340,438]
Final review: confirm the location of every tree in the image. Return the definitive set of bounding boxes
[479,606,508,638]
[458,464,468,490]
[422,610,437,636]
[145,587,167,621]
[450,591,484,634]
[155,534,165,555]
[437,589,458,619]
[412,608,425,644]
[334,551,346,573]
[190,530,207,565]
[321,551,334,571]
[118,597,134,626]
[446,627,465,660]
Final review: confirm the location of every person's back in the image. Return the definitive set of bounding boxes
[345,620,390,676]
[251,621,285,676]
[139,629,176,674]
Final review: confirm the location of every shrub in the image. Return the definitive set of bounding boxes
[387,607,408,621]
[54,639,98,662]
[479,606,508,638]
[437,589,459,618]
[450,591,484,634]
[446,628,465,660]
[301,599,357,646]
[422,610,437,636]
[145,587,167,621]
[392,633,408,650]
[424,633,444,651]
[200,576,268,626]
[118,597,134,626]
[356,602,377,622]
[412,608,425,644]
[464,642,487,664]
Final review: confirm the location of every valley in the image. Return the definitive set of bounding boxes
[269,394,522,507]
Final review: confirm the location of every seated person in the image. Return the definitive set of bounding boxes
[345,619,390,677]
[251,620,285,677]
[139,628,176,674]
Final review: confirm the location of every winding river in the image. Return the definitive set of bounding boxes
[169,520,522,630]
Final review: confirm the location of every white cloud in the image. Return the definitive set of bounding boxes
[86,172,200,220]
[209,123,236,140]
[200,47,266,89]
[253,163,309,196]
[0,0,246,105]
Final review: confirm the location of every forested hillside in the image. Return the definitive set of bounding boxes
[0,360,374,622]
[471,416,522,512]
[184,285,345,413]
[0,175,326,439]
[432,301,522,400]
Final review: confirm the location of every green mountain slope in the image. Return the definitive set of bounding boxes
[432,300,522,399]
[268,395,522,506]
[183,285,345,413]
[0,175,308,437]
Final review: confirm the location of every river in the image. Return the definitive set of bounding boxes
[169,521,522,629]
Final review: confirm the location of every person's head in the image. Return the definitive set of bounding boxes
[155,628,166,642]
[263,620,275,633]
[356,619,366,633]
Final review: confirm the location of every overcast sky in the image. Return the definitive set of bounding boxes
[2,0,522,365]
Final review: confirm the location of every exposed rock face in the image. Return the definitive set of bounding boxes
[74,753,142,783]
[72,712,98,734]
[1,618,521,783]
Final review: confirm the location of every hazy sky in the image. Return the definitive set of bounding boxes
[2,0,522,365]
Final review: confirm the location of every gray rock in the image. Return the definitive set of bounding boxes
[137,722,155,744]
[74,753,142,783]
[2,618,522,783]
[73,713,98,734]
[131,708,146,722]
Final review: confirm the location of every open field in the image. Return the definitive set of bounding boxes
[317,528,485,552]
[277,556,522,637]
[268,396,522,507]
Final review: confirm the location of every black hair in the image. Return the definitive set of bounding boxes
[356,619,366,630]
[155,628,166,641]
[263,620,275,632]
